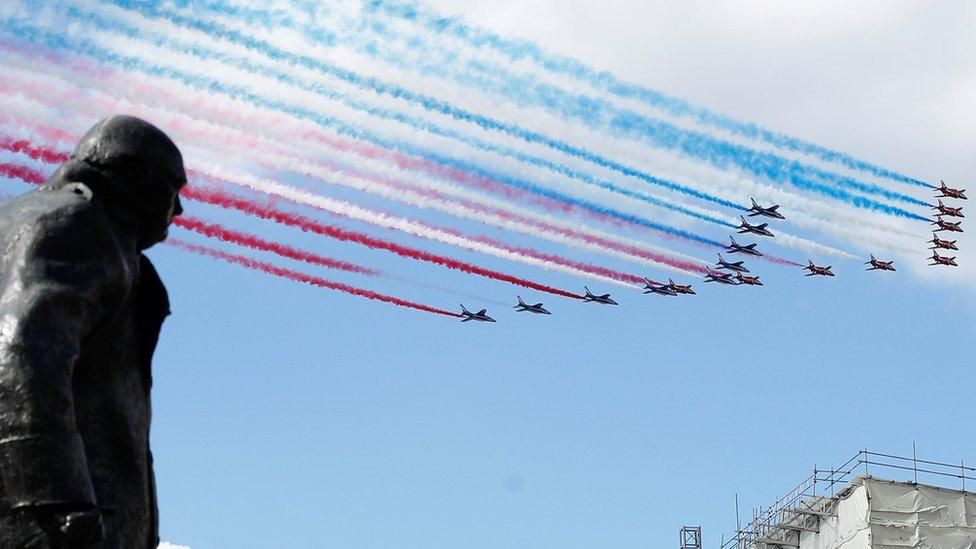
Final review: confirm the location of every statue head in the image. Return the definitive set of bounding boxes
[50,115,186,249]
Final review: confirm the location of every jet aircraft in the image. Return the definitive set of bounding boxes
[642,278,677,296]
[737,216,775,237]
[936,180,967,200]
[932,200,964,218]
[734,273,763,286]
[715,253,750,273]
[929,234,959,251]
[933,218,964,233]
[929,252,958,267]
[703,267,736,285]
[865,254,896,272]
[726,236,763,257]
[582,286,618,305]
[514,296,551,315]
[803,261,835,277]
[667,279,696,295]
[459,305,496,322]
[747,198,786,220]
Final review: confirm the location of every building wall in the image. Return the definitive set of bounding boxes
[797,478,976,549]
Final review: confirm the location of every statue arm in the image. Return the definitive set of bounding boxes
[0,216,123,509]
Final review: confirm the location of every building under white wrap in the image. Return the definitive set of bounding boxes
[723,451,976,549]
[797,477,976,548]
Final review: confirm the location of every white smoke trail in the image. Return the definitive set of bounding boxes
[191,160,639,288]
[44,1,895,256]
[0,62,709,275]
[1,11,912,262]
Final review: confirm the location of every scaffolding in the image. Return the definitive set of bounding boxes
[680,526,702,549]
[721,448,976,549]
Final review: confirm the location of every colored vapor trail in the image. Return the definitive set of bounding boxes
[0,3,920,258]
[0,160,514,313]
[139,0,930,213]
[0,162,46,186]
[173,216,379,277]
[169,239,462,318]
[0,103,710,274]
[0,0,940,312]
[0,130,656,288]
[359,0,932,189]
[0,56,727,271]
[180,184,585,299]
[1,11,747,251]
[77,1,752,215]
[0,159,586,300]
[0,70,908,266]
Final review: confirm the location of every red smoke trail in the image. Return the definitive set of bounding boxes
[0,159,583,299]
[273,153,702,278]
[0,163,46,186]
[173,216,379,276]
[168,239,462,318]
[0,132,793,272]
[0,136,69,164]
[181,185,585,299]
[3,51,804,266]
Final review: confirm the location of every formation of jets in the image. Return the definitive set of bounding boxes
[462,184,969,322]
[928,180,965,268]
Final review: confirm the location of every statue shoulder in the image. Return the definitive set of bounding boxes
[0,184,130,281]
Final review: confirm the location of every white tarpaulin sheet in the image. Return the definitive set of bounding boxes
[866,479,976,548]
[799,481,871,549]
[796,478,976,549]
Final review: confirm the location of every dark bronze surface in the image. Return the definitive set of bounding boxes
[0,116,184,548]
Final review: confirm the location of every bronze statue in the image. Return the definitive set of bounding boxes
[0,116,185,548]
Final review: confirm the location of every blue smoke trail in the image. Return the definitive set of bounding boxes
[363,0,933,190]
[102,0,746,218]
[102,1,931,221]
[0,17,741,249]
[126,0,933,216]
[60,1,744,228]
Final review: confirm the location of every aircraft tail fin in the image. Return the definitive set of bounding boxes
[460,304,470,314]
[516,295,526,306]
[751,197,759,209]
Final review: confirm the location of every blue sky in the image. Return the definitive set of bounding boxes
[2,1,975,547]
